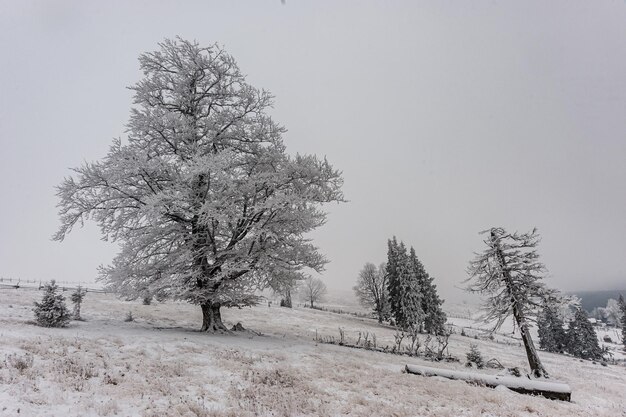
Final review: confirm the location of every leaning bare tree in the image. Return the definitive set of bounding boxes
[301,276,327,308]
[466,227,555,378]
[353,262,388,322]
[54,38,343,332]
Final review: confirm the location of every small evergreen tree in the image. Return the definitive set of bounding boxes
[33,280,71,327]
[618,294,626,348]
[566,307,603,360]
[466,343,484,368]
[70,286,87,320]
[537,301,567,353]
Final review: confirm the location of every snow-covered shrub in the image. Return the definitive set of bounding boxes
[5,353,34,373]
[70,286,87,320]
[33,280,71,327]
[466,344,484,369]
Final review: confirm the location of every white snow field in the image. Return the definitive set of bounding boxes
[1,288,625,417]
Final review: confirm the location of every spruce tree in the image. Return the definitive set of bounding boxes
[618,294,626,348]
[566,307,603,360]
[387,238,423,330]
[33,280,72,327]
[537,302,567,353]
[70,286,87,320]
[466,344,485,368]
[409,247,446,335]
[386,237,402,326]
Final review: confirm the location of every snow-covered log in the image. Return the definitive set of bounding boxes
[405,364,571,401]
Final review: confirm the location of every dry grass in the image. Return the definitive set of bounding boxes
[0,288,624,416]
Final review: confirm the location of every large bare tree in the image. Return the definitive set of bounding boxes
[466,227,555,378]
[54,38,343,332]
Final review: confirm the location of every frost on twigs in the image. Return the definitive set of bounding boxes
[53,38,344,332]
[466,227,558,378]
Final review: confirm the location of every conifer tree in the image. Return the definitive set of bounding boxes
[409,247,446,334]
[466,344,485,368]
[466,227,553,378]
[566,307,603,360]
[386,237,402,325]
[70,286,87,320]
[33,280,72,328]
[537,301,567,353]
[387,238,423,330]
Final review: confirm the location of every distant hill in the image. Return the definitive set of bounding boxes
[568,289,626,312]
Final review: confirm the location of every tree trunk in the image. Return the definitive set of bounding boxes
[284,289,292,308]
[405,364,570,401]
[310,299,314,308]
[493,237,549,379]
[518,318,548,378]
[200,302,229,332]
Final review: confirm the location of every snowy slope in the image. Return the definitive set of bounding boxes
[1,288,625,416]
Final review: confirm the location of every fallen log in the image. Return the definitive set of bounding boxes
[405,364,571,401]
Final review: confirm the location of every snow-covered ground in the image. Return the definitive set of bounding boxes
[1,288,625,416]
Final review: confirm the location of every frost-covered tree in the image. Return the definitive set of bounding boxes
[354,262,389,323]
[387,238,423,330]
[603,298,622,327]
[618,294,626,348]
[301,276,327,308]
[409,247,446,335]
[54,38,343,332]
[268,269,302,308]
[566,307,603,360]
[33,280,72,327]
[70,286,87,320]
[466,227,555,378]
[537,301,567,353]
[466,344,484,369]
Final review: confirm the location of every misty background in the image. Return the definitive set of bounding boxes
[1,1,625,303]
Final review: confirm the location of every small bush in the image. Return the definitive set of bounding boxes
[124,311,134,322]
[466,344,484,369]
[33,280,71,327]
[70,286,87,320]
[6,353,34,373]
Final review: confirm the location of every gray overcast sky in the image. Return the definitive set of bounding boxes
[1,1,625,302]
